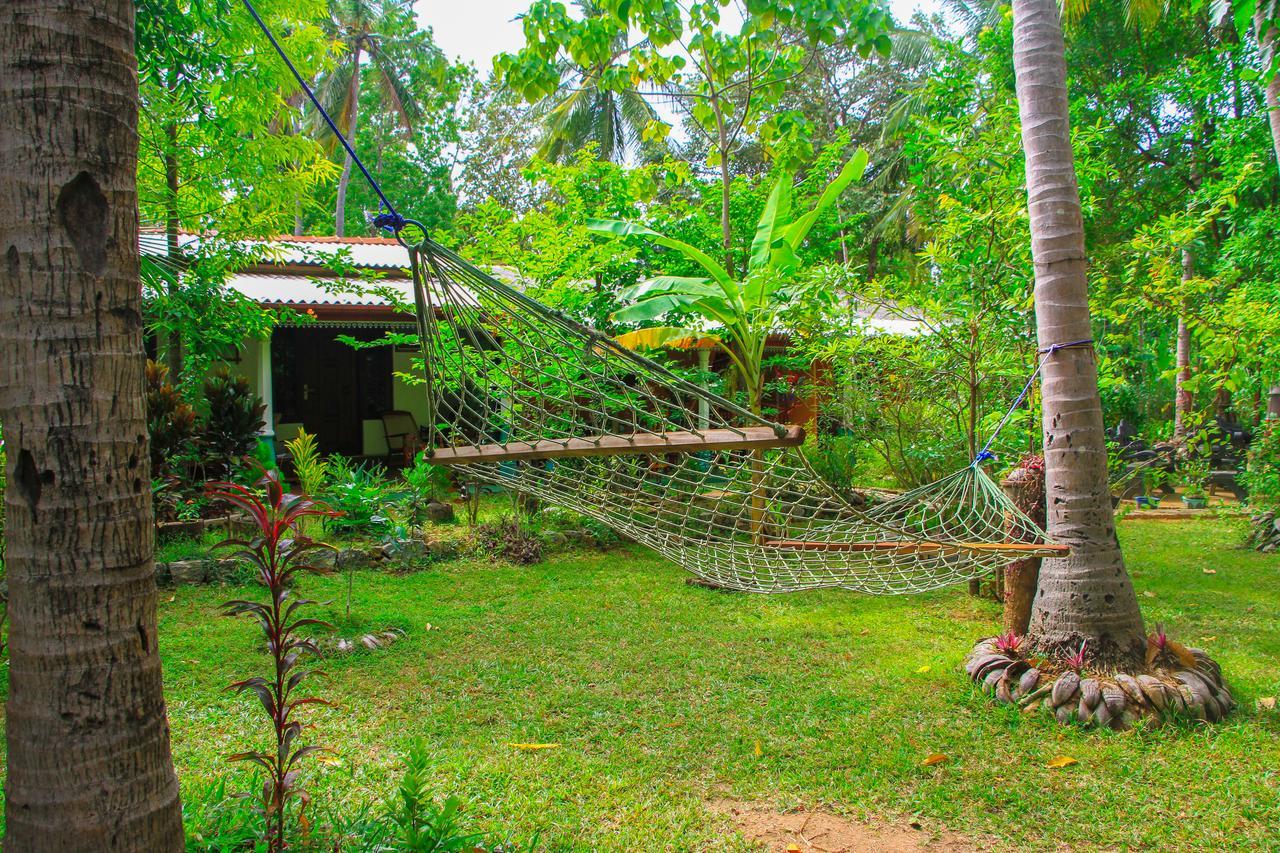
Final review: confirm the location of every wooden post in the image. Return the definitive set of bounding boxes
[1001,461,1046,635]
[1268,385,1280,420]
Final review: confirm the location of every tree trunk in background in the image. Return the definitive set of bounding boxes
[1258,9,1280,176]
[0,1,184,848]
[163,123,183,380]
[334,44,363,237]
[1173,250,1193,441]
[1010,0,1146,667]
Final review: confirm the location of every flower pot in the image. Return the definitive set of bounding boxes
[1183,496,1207,509]
[1135,495,1161,509]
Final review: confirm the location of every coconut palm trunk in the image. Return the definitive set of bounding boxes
[1010,0,1146,667]
[334,42,363,237]
[1258,8,1280,175]
[1173,250,1193,441]
[0,1,184,848]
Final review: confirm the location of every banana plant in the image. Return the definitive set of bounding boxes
[587,149,869,416]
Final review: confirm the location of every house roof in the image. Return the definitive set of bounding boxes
[139,230,479,318]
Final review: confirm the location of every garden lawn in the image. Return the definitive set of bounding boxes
[8,517,1280,850]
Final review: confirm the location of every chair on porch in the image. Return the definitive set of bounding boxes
[380,410,422,468]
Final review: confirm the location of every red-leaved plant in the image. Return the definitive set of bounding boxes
[1063,641,1088,673]
[209,468,339,852]
[993,630,1023,656]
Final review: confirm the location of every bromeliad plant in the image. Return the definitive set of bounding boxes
[209,469,339,853]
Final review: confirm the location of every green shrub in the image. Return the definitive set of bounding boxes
[1243,423,1280,509]
[324,458,396,536]
[286,429,328,497]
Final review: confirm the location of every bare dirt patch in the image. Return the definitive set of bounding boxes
[713,799,988,853]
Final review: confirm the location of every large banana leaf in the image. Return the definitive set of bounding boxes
[586,218,741,304]
[749,170,794,273]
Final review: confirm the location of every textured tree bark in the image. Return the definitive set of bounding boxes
[0,1,185,849]
[1257,9,1280,177]
[1010,0,1146,667]
[1173,250,1193,441]
[1001,463,1046,635]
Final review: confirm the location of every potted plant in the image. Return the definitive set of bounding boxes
[1179,456,1210,509]
[1135,466,1167,509]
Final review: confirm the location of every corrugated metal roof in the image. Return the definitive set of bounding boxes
[230,273,412,306]
[140,229,411,270]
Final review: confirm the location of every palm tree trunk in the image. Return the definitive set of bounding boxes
[0,1,184,849]
[164,122,184,380]
[334,45,363,237]
[1257,9,1280,176]
[1173,249,1194,441]
[1010,0,1145,667]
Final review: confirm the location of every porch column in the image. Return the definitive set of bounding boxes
[258,332,275,453]
[1268,385,1280,420]
[697,348,711,431]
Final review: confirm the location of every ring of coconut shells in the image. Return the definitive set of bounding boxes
[964,639,1234,729]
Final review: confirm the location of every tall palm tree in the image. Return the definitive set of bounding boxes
[1010,0,1147,666]
[534,74,656,163]
[1252,2,1280,175]
[532,1,657,164]
[0,0,184,848]
[313,0,420,235]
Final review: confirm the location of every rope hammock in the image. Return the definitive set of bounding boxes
[243,0,1067,594]
[402,240,1065,594]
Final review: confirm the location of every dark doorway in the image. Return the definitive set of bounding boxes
[272,327,393,456]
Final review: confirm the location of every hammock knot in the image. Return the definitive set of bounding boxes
[372,211,407,233]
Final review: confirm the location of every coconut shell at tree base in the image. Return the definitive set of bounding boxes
[962,636,1234,729]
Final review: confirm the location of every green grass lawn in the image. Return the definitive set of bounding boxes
[11,517,1280,849]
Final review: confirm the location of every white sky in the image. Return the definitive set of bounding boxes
[415,0,944,73]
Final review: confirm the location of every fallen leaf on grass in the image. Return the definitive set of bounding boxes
[1199,636,1216,643]
[922,753,948,766]
[753,740,763,757]
[1046,755,1078,769]
[786,845,803,852]
[509,743,560,751]
[1142,591,1157,598]
[1203,569,1217,575]
[315,754,342,766]
[1258,697,1276,711]
[916,665,932,673]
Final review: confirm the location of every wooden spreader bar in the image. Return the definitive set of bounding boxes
[429,425,806,465]
[765,539,1070,556]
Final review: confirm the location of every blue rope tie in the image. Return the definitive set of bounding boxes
[971,339,1094,467]
[241,0,406,235]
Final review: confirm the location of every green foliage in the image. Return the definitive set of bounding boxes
[803,435,873,500]
[1243,423,1280,509]
[323,457,394,535]
[200,367,267,477]
[385,743,488,852]
[592,151,869,413]
[400,454,452,520]
[286,429,329,498]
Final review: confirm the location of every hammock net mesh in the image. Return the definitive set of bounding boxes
[408,238,1061,594]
